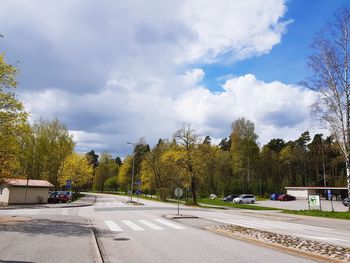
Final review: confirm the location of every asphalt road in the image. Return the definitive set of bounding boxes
[1,193,349,263]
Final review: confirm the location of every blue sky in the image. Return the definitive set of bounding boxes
[0,0,348,157]
[201,0,350,91]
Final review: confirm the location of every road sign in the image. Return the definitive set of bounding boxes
[174,188,183,198]
[136,179,141,186]
[66,179,71,189]
[308,194,321,210]
[327,189,332,199]
[136,190,141,195]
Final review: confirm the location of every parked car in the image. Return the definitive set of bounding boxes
[222,194,238,202]
[278,194,296,201]
[233,194,256,204]
[270,193,281,200]
[342,197,350,207]
[47,191,70,203]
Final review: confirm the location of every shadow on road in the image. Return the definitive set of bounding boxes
[0,218,93,237]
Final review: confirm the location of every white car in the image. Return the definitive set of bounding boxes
[233,194,256,204]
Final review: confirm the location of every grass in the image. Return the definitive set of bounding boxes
[197,198,280,210]
[282,209,350,220]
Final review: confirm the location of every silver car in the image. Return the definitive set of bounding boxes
[233,194,256,204]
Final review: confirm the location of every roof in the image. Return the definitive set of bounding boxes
[2,178,54,188]
[285,186,347,190]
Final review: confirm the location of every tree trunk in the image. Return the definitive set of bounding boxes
[347,158,350,211]
[191,175,197,204]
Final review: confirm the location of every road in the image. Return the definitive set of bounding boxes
[1,193,349,262]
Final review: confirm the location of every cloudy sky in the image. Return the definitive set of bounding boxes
[1,0,348,157]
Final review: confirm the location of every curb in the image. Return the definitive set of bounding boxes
[207,227,346,263]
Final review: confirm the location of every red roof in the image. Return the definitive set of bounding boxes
[3,178,53,188]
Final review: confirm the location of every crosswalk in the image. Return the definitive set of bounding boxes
[212,218,333,232]
[94,201,126,207]
[103,218,185,232]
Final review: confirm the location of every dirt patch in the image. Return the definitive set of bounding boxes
[0,216,32,224]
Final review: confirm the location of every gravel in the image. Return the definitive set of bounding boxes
[208,224,350,262]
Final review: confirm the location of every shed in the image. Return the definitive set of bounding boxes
[0,178,54,206]
[285,186,348,199]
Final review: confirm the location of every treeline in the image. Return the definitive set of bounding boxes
[114,119,346,203]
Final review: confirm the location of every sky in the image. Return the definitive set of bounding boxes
[1,0,349,157]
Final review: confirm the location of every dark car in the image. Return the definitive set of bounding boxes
[342,197,350,207]
[222,194,238,202]
[48,191,70,203]
[270,193,281,200]
[278,194,296,201]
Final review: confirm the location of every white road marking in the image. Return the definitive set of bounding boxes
[213,219,273,229]
[138,219,164,230]
[105,220,123,232]
[213,218,333,232]
[61,208,69,215]
[154,219,185,230]
[122,220,145,231]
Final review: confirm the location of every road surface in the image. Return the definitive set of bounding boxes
[1,193,348,262]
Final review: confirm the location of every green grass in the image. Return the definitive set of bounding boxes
[283,209,350,220]
[197,198,280,210]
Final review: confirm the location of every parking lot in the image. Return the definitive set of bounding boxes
[252,199,348,212]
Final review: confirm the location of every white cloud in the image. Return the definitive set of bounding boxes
[0,0,317,155]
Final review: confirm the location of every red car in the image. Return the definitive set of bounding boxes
[278,194,296,201]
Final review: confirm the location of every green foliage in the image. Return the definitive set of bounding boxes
[59,153,93,192]
[0,54,29,179]
[92,152,119,192]
[283,210,350,220]
[104,176,118,192]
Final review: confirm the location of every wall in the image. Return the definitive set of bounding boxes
[0,187,10,205]
[8,187,49,204]
[286,189,308,199]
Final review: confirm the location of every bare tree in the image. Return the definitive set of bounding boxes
[173,125,199,204]
[305,7,350,204]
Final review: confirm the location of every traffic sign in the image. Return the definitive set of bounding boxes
[66,179,71,189]
[174,188,183,198]
[136,179,141,186]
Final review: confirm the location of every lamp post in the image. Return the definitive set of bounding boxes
[126,142,135,203]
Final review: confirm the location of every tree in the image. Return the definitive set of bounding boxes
[92,153,119,192]
[305,7,350,202]
[0,54,29,180]
[30,119,75,188]
[230,118,260,193]
[173,126,199,204]
[85,150,99,169]
[59,153,93,193]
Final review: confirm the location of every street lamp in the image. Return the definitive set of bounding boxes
[126,142,135,203]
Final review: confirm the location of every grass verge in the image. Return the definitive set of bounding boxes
[282,209,350,220]
[197,198,280,210]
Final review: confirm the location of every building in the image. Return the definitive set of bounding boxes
[0,178,53,206]
[285,186,348,199]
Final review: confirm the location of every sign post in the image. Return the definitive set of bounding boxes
[174,188,183,215]
[327,190,334,212]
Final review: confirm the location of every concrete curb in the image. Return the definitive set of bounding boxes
[165,214,198,219]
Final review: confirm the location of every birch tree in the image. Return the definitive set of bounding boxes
[305,7,350,203]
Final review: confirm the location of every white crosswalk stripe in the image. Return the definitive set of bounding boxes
[213,218,333,232]
[122,220,145,231]
[103,219,185,232]
[94,201,125,207]
[138,219,164,230]
[154,219,185,230]
[105,220,123,232]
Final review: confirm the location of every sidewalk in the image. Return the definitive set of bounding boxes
[0,194,95,210]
